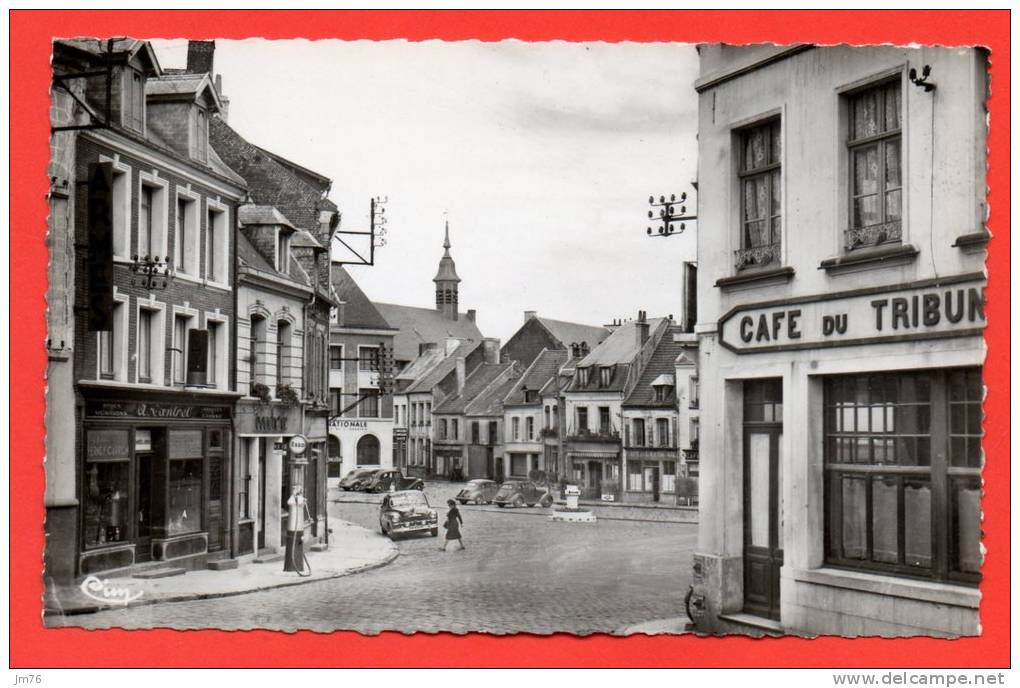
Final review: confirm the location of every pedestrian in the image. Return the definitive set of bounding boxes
[440,499,465,552]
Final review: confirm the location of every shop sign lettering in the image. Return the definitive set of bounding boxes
[330,419,369,429]
[86,400,229,420]
[255,414,288,433]
[87,430,130,460]
[720,279,986,354]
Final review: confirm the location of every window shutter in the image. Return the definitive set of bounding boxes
[86,162,115,331]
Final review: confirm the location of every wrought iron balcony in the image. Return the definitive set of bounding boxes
[734,242,781,271]
[567,428,621,443]
[845,221,902,251]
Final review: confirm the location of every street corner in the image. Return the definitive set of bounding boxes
[307,518,399,576]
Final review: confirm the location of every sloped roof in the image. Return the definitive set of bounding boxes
[623,328,691,407]
[535,317,610,350]
[236,232,311,289]
[505,349,569,406]
[332,266,394,332]
[374,302,483,364]
[467,373,519,417]
[405,340,480,394]
[57,38,161,76]
[396,346,446,383]
[579,318,668,366]
[146,72,221,109]
[435,363,511,415]
[292,229,324,250]
[239,204,298,230]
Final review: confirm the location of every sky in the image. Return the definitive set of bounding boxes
[152,39,700,344]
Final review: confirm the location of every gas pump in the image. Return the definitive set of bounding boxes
[283,435,311,575]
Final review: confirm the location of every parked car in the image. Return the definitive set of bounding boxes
[338,468,378,491]
[492,480,554,508]
[456,479,500,505]
[379,490,438,539]
[366,469,425,493]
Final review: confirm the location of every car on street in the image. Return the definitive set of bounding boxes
[338,468,378,491]
[365,469,425,493]
[379,490,438,539]
[456,479,500,505]
[492,480,554,508]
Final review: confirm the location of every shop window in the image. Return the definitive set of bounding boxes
[83,431,130,548]
[662,461,677,493]
[359,389,379,418]
[168,458,203,536]
[357,435,380,465]
[824,368,982,584]
[736,118,782,271]
[846,79,902,251]
[627,461,643,491]
[511,454,528,477]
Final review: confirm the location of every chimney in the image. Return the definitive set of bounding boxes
[214,74,230,122]
[455,357,467,393]
[466,309,476,322]
[524,310,537,322]
[579,341,590,357]
[186,41,215,75]
[570,343,579,358]
[636,310,650,347]
[482,338,500,365]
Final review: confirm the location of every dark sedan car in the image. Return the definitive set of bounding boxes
[366,469,425,493]
[456,479,500,505]
[338,468,378,491]
[379,491,438,539]
[492,480,554,508]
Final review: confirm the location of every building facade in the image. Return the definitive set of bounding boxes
[691,44,987,636]
[51,39,249,578]
[501,311,609,367]
[328,267,398,483]
[502,349,569,480]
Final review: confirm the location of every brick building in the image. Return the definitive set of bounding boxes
[50,38,248,578]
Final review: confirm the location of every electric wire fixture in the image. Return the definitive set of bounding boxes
[331,195,389,266]
[647,189,697,238]
[909,64,936,92]
[129,254,175,290]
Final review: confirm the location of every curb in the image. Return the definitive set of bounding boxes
[44,542,399,618]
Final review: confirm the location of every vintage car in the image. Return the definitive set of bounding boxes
[492,480,554,508]
[455,479,500,505]
[338,468,379,492]
[379,490,438,539]
[366,469,425,493]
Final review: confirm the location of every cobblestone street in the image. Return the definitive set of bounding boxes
[61,488,696,635]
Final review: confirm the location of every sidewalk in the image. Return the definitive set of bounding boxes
[43,519,397,617]
[616,616,692,635]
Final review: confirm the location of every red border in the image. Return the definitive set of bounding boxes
[10,10,1010,668]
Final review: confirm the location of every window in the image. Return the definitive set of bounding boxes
[439,419,448,440]
[99,328,115,379]
[137,309,153,382]
[190,107,208,163]
[359,346,380,372]
[544,406,551,429]
[657,418,671,447]
[359,389,379,418]
[526,416,534,441]
[633,418,646,447]
[662,461,677,493]
[330,389,343,416]
[599,366,612,388]
[172,314,191,384]
[599,407,611,434]
[524,389,537,403]
[510,454,528,477]
[512,417,520,441]
[175,196,197,274]
[357,435,381,466]
[471,422,480,444]
[451,419,459,440]
[207,321,221,387]
[690,418,700,447]
[124,69,145,133]
[824,369,982,584]
[139,185,154,259]
[578,367,590,386]
[206,207,227,282]
[576,407,589,432]
[276,321,291,388]
[276,229,291,275]
[83,430,130,548]
[249,315,266,390]
[110,165,130,260]
[654,385,672,403]
[330,346,343,370]
[847,80,902,250]
[627,461,643,491]
[689,376,700,409]
[736,118,782,270]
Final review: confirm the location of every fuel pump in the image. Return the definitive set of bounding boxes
[283,434,311,576]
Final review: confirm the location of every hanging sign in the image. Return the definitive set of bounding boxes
[719,276,986,354]
[288,434,308,456]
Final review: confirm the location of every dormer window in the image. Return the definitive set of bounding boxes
[578,367,590,386]
[599,366,612,388]
[276,229,291,275]
[524,388,537,404]
[190,106,209,163]
[654,385,673,402]
[651,374,676,403]
[124,68,146,134]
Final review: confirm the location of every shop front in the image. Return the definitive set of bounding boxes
[328,417,394,481]
[234,399,304,559]
[694,276,986,637]
[79,387,236,576]
[623,449,678,504]
[566,449,621,501]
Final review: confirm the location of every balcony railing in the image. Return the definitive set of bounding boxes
[845,220,902,251]
[567,427,620,442]
[734,242,781,271]
[539,427,558,439]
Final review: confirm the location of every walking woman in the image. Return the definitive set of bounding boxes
[440,499,465,551]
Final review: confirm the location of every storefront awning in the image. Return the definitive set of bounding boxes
[567,451,619,460]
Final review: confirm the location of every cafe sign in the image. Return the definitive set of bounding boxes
[719,275,986,354]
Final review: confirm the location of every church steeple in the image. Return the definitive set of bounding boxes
[433,219,461,320]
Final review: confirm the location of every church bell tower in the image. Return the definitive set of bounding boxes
[433,220,461,321]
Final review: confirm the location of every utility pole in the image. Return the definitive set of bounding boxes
[331,196,388,267]
[646,189,696,238]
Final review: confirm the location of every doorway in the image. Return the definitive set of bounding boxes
[649,466,661,503]
[587,461,603,499]
[742,379,784,620]
[135,451,154,562]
